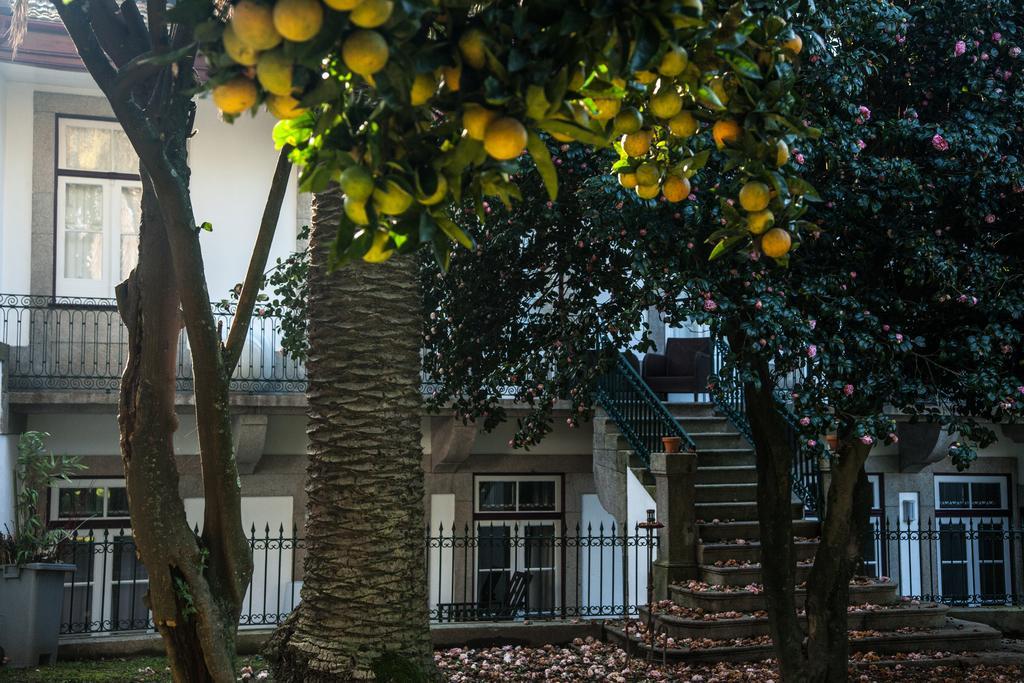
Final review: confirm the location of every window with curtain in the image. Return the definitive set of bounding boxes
[56,117,142,298]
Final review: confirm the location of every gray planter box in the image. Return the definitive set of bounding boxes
[0,562,74,668]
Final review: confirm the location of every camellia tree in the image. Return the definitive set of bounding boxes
[179,0,825,679]
[421,1,1023,681]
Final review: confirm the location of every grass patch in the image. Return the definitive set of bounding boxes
[0,655,269,682]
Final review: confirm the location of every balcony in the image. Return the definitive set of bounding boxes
[0,294,307,400]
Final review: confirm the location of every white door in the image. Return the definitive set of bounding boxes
[897,492,921,597]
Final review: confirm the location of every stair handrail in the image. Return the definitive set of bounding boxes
[709,336,824,517]
[594,350,697,469]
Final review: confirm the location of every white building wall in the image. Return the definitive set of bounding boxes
[0,62,300,300]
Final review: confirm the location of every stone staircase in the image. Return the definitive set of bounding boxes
[594,400,1005,661]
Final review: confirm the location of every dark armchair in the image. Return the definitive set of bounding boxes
[642,337,712,400]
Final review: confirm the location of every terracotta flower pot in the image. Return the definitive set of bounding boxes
[661,436,682,453]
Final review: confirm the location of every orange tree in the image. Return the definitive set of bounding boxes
[177,0,822,679]
[183,0,820,265]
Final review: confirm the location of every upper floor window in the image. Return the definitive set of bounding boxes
[55,117,141,298]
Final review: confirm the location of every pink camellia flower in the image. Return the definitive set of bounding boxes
[1017,385,1024,395]
[860,435,874,445]
[981,53,989,61]
[932,134,950,151]
[992,32,1003,43]
[985,214,997,223]
[856,139,867,150]
[843,384,855,396]
[703,299,718,312]
[794,152,806,165]
[882,324,891,332]
[799,416,811,427]
[1011,47,1022,58]
[858,105,872,120]
[755,300,763,310]
[954,40,967,56]
[809,319,817,330]
[895,333,904,343]
[807,344,818,358]
[807,439,817,447]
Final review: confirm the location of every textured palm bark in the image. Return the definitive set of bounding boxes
[267,187,434,681]
[803,442,872,683]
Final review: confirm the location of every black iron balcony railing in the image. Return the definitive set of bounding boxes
[0,294,306,394]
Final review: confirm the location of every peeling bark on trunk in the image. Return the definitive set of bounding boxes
[267,188,434,682]
[117,174,239,682]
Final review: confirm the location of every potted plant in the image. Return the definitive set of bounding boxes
[0,431,83,669]
[661,435,682,453]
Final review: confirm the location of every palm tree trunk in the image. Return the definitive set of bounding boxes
[266,187,434,681]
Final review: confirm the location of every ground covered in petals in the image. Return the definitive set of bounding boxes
[433,639,1024,682]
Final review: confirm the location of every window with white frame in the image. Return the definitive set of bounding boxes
[861,474,884,578]
[50,478,150,632]
[51,478,131,521]
[933,474,1011,605]
[473,475,561,616]
[55,117,141,298]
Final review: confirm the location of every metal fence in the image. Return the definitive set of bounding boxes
[56,522,657,635]
[868,516,1022,606]
[0,294,306,393]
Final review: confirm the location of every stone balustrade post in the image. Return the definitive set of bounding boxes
[650,450,699,600]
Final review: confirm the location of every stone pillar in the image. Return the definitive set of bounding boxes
[650,451,699,599]
[817,453,832,517]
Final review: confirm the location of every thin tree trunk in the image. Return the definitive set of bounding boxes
[267,187,434,681]
[117,173,239,682]
[741,367,806,683]
[803,441,872,683]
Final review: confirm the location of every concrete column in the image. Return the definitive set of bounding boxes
[650,451,699,599]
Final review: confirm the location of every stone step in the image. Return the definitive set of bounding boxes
[669,579,899,613]
[639,602,951,641]
[700,562,813,587]
[698,540,818,565]
[602,617,1001,663]
[696,483,758,504]
[696,466,758,485]
[688,432,749,450]
[696,501,803,523]
[698,519,820,543]
[663,402,718,418]
[676,416,735,434]
[696,449,756,468]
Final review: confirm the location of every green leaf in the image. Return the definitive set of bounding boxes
[199,221,213,232]
[786,176,823,202]
[709,235,744,261]
[683,149,711,172]
[538,119,609,148]
[526,131,558,201]
[435,213,476,250]
[525,85,551,121]
[696,86,726,111]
